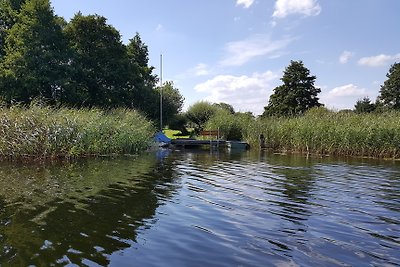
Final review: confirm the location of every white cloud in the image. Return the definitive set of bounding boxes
[327,84,366,97]
[272,0,321,18]
[318,84,371,110]
[220,34,295,66]
[236,0,254,8]
[194,71,280,115]
[193,63,209,76]
[358,53,400,67]
[339,51,354,64]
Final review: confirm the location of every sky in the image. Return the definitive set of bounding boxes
[51,0,400,115]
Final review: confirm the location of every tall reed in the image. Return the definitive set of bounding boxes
[206,107,400,159]
[0,104,155,160]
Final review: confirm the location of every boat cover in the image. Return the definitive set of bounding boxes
[154,131,172,144]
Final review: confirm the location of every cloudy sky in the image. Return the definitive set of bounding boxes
[52,0,400,115]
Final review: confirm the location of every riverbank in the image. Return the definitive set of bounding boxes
[0,104,155,160]
[207,108,400,159]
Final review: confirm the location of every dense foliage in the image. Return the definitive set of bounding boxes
[0,103,155,159]
[0,0,69,104]
[354,97,375,113]
[204,107,400,159]
[0,0,183,122]
[63,13,129,107]
[378,62,400,110]
[263,60,322,116]
[212,102,235,114]
[206,110,253,141]
[185,101,217,132]
[0,0,25,57]
[156,81,184,127]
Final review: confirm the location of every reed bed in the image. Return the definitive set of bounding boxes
[0,104,155,160]
[208,108,400,159]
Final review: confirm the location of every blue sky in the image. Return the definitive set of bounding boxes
[51,0,400,115]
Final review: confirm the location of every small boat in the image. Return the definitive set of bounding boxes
[154,131,171,148]
[226,141,249,150]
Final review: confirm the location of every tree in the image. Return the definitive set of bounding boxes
[186,101,217,132]
[0,0,69,104]
[213,102,235,114]
[263,60,322,116]
[0,0,26,57]
[156,81,184,127]
[125,33,158,116]
[378,62,400,110]
[354,97,375,113]
[168,113,189,135]
[63,13,129,107]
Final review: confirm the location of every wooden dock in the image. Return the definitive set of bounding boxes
[171,139,226,147]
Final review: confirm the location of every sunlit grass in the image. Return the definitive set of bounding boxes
[0,104,155,160]
[163,128,193,139]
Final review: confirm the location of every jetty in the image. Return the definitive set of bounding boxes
[155,130,249,149]
[171,129,226,147]
[171,139,226,147]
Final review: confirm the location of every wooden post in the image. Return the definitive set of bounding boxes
[217,127,220,148]
[259,134,266,149]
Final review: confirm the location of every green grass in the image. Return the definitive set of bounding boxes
[163,129,191,139]
[0,104,155,160]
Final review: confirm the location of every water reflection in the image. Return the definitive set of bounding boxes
[0,154,182,266]
[0,149,399,266]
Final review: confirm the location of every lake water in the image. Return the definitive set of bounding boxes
[0,149,399,266]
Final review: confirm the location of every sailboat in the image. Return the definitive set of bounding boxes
[154,54,171,147]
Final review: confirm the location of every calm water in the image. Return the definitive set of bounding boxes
[0,149,399,266]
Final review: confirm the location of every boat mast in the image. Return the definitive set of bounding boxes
[160,54,163,131]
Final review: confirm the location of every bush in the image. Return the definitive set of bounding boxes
[206,110,253,141]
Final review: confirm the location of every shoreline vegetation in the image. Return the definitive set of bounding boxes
[1,104,400,161]
[1,1,400,161]
[206,107,400,160]
[0,103,155,161]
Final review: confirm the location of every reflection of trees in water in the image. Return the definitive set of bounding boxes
[0,153,181,266]
[261,151,316,205]
[170,148,249,169]
[258,151,318,239]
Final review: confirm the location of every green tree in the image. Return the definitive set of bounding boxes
[64,13,129,107]
[263,60,322,116]
[186,101,217,132]
[354,96,375,113]
[0,0,69,104]
[0,0,25,57]
[156,81,184,127]
[168,113,189,135]
[378,62,400,110]
[213,102,235,114]
[125,33,158,116]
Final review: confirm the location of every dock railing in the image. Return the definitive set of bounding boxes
[199,128,220,147]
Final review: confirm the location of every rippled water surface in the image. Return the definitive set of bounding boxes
[0,150,399,266]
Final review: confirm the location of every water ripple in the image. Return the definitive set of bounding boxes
[0,152,399,266]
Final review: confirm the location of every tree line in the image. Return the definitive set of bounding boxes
[261,60,400,116]
[0,0,183,124]
[183,59,400,135]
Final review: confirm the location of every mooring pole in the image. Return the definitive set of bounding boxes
[160,54,163,131]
